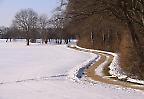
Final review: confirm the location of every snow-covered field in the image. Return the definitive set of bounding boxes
[0,39,144,99]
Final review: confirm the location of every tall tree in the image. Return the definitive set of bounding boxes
[13,8,38,45]
[49,1,67,44]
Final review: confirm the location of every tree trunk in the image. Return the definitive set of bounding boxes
[45,40,48,44]
[26,39,30,46]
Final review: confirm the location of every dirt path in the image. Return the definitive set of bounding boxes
[69,46,144,91]
[86,52,144,91]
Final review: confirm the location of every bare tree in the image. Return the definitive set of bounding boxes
[13,8,38,45]
[49,0,71,44]
[38,14,49,44]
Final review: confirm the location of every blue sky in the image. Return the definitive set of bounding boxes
[0,0,60,26]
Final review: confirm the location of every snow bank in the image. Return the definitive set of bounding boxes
[95,55,109,76]
[106,52,144,85]
[67,45,99,82]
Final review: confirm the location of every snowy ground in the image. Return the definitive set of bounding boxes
[0,39,144,99]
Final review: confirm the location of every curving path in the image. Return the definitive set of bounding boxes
[72,45,144,91]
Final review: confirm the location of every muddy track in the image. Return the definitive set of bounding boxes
[69,46,144,91]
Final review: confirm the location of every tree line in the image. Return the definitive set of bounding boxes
[64,0,144,79]
[0,7,74,45]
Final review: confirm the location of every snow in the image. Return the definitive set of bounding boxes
[0,40,144,99]
[127,78,144,85]
[0,40,91,83]
[107,52,144,85]
[95,55,109,76]
[67,50,98,82]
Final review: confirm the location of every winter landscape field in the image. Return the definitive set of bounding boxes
[0,0,144,99]
[0,39,144,99]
